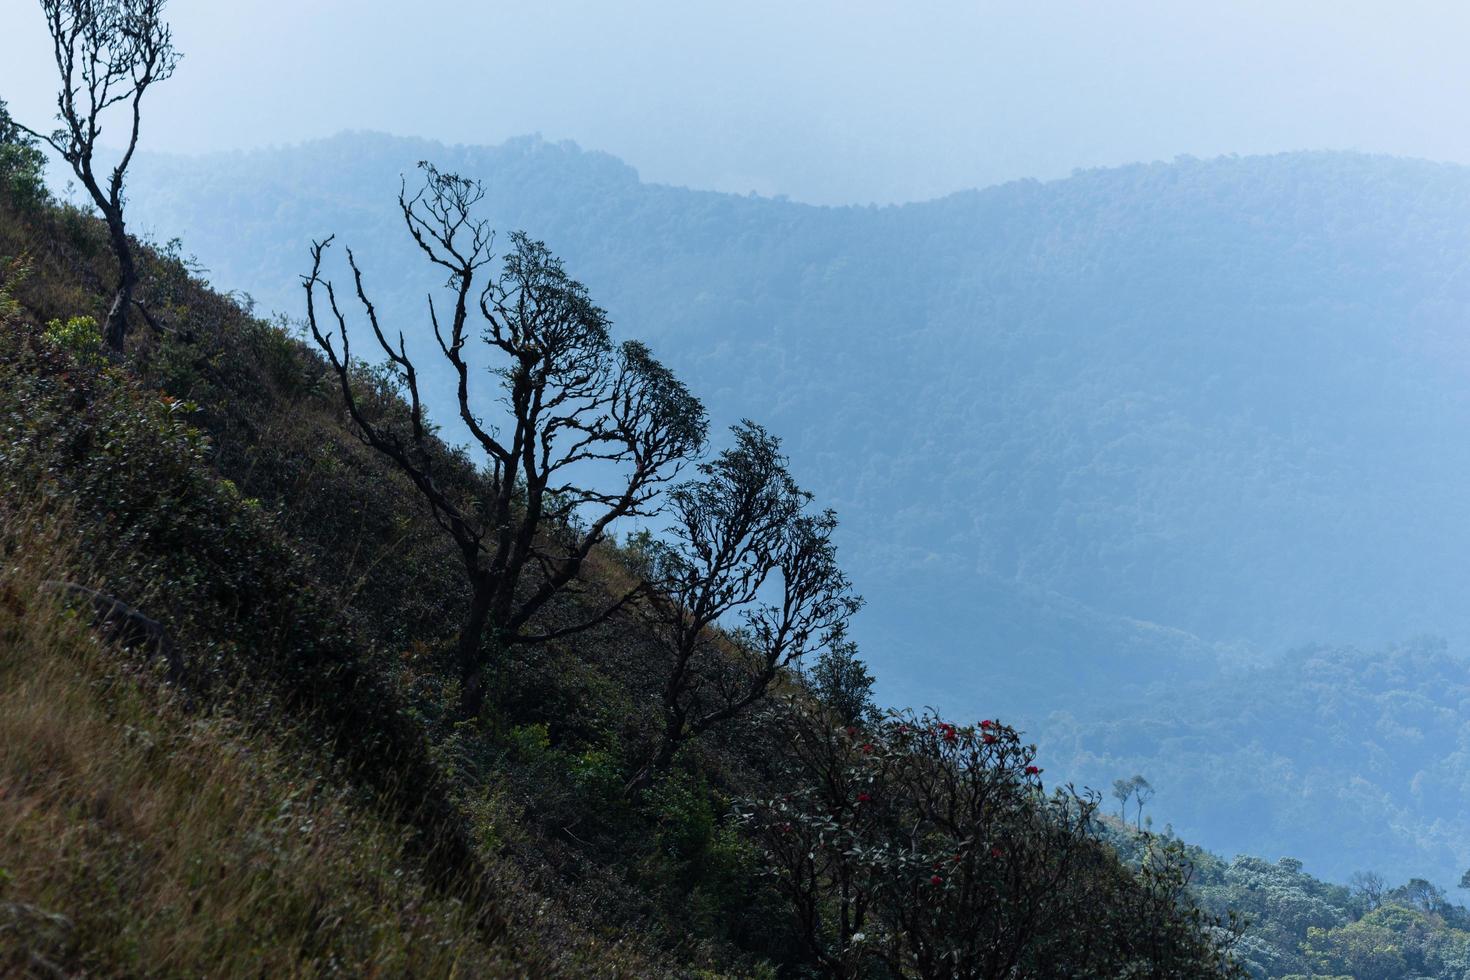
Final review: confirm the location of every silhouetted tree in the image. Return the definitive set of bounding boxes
[1351,870,1386,911]
[626,422,860,790]
[305,163,707,720]
[807,629,876,726]
[18,0,179,350]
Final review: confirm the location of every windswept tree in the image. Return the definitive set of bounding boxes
[626,422,861,790]
[1111,773,1154,828]
[19,0,180,351]
[304,163,707,721]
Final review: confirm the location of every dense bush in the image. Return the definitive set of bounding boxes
[740,705,1242,978]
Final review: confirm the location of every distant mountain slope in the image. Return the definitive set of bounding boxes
[125,135,1470,725]
[1041,638,1470,888]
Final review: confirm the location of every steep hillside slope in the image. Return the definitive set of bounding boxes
[125,137,1470,724]
[0,148,1238,977]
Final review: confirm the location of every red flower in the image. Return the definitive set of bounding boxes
[857,792,872,803]
[982,734,998,745]
[1025,765,1041,775]
[952,853,963,863]
[845,726,858,737]
[980,719,994,729]
[930,875,944,886]
[861,743,875,755]
[991,847,1004,859]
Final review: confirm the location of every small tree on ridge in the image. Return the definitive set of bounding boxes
[19,0,180,351]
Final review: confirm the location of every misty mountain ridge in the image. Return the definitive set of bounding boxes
[121,134,1470,885]
[124,132,1470,676]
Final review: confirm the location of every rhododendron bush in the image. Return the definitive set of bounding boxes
[737,705,1243,978]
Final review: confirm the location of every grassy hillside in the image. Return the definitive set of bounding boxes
[0,191,674,976]
[0,144,1238,975]
[0,526,521,976]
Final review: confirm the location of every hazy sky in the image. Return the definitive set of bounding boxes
[3,1,1469,204]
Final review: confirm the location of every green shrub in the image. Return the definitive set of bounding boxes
[0,99,47,209]
[41,315,113,371]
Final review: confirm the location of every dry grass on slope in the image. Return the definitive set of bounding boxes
[0,516,520,979]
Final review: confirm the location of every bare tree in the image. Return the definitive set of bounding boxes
[1350,870,1386,911]
[626,421,861,791]
[19,0,180,351]
[304,163,707,721]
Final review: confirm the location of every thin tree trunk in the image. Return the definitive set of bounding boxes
[624,713,684,795]
[457,581,494,721]
[102,211,135,352]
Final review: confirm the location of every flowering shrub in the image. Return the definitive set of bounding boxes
[737,704,1243,978]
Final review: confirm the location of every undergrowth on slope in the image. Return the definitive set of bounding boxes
[0,515,515,978]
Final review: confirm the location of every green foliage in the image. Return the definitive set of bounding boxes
[1044,637,1470,888]
[806,633,877,725]
[0,98,47,208]
[646,771,718,864]
[42,314,104,364]
[1157,842,1470,980]
[0,255,28,319]
[505,721,553,762]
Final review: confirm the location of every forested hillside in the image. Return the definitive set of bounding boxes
[1045,638,1470,887]
[121,134,1470,889]
[1115,829,1470,980]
